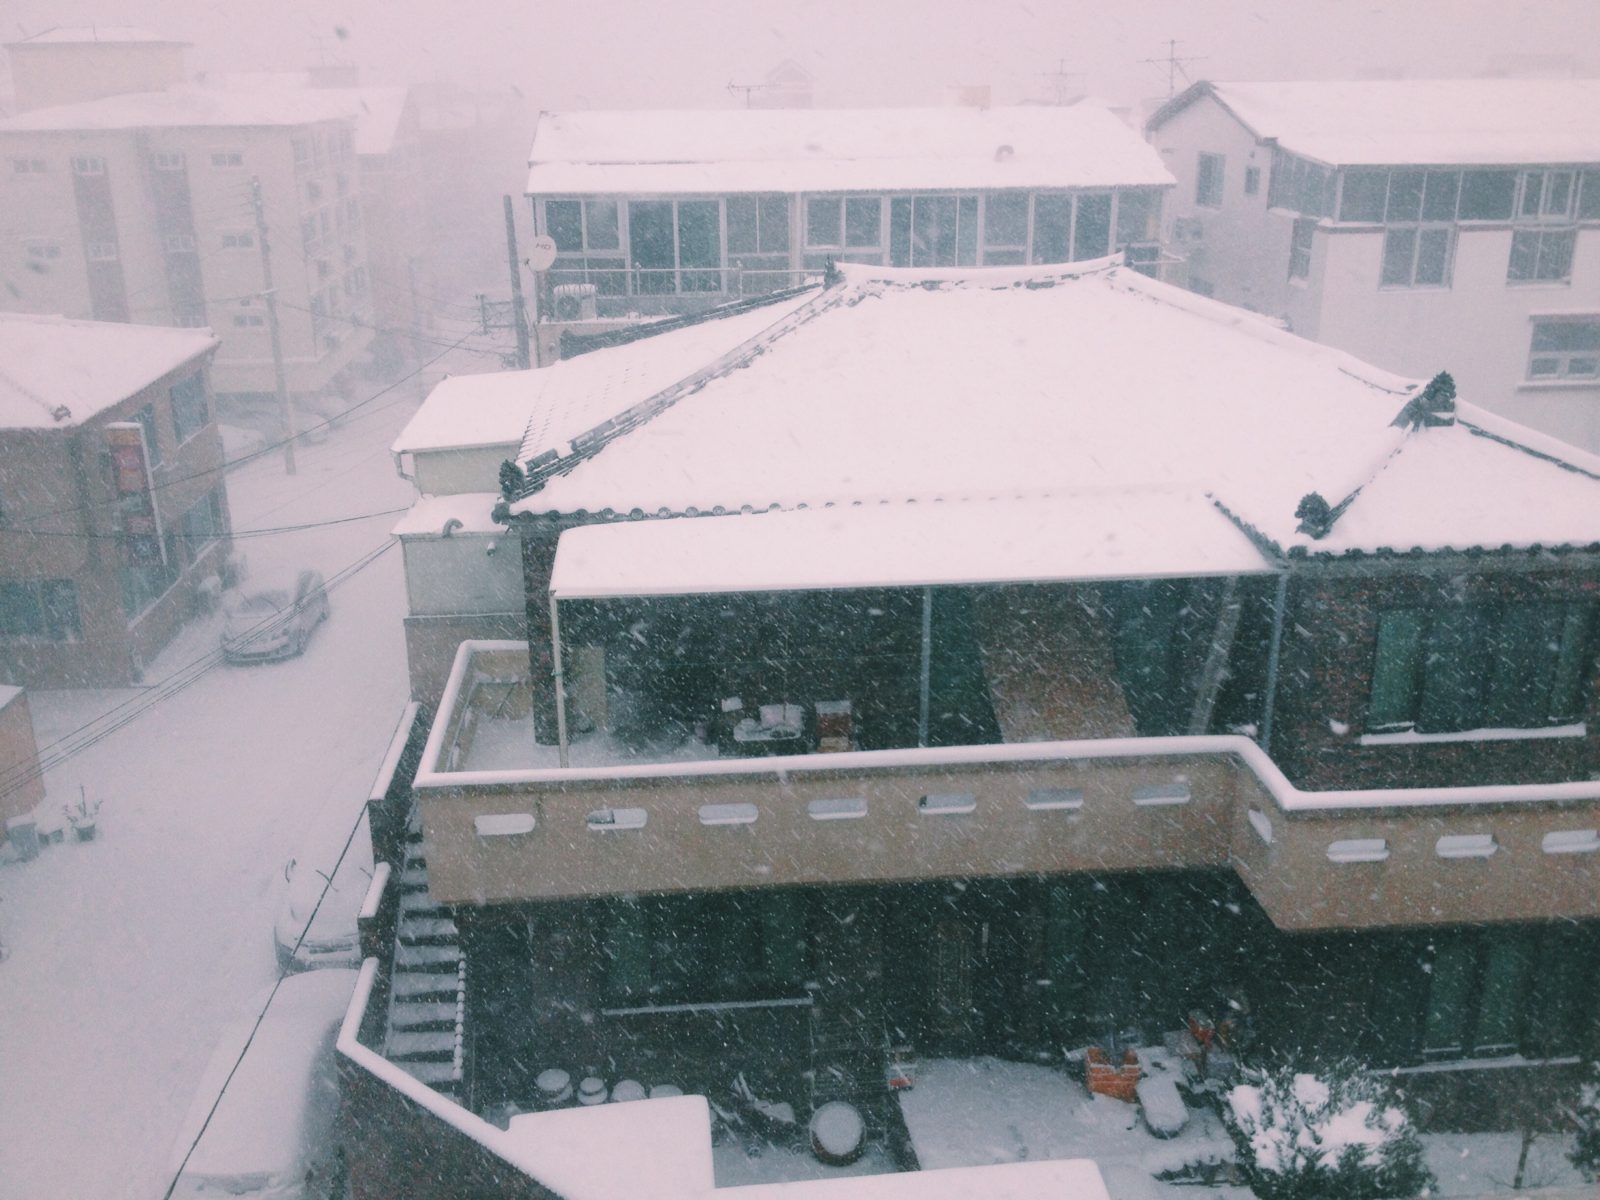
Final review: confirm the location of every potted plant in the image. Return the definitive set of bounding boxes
[64,789,101,842]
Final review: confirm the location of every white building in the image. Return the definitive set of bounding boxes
[526,104,1173,321]
[1145,79,1600,452]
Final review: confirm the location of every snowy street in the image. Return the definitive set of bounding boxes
[0,382,424,1199]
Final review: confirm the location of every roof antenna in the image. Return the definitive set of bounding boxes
[1138,39,1207,98]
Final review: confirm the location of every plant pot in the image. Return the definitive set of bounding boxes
[72,823,97,842]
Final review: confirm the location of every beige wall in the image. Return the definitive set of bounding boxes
[0,691,46,832]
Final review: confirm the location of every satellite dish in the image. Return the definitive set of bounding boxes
[526,235,558,272]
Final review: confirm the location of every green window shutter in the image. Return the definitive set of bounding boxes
[1484,604,1562,729]
[1472,930,1532,1055]
[1548,604,1596,723]
[1368,609,1425,729]
[1420,935,1476,1058]
[1417,606,1489,733]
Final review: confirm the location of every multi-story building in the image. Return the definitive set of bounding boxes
[0,313,230,686]
[338,259,1600,1200]
[0,32,375,420]
[525,103,1172,322]
[1145,79,1600,452]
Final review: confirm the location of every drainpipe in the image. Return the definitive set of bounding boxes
[917,587,933,747]
[549,593,569,768]
[1258,572,1290,755]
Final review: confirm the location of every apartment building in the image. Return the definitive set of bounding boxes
[1145,79,1600,452]
[338,260,1600,1200]
[0,313,229,686]
[525,103,1172,323]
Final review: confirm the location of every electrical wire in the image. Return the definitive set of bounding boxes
[0,538,396,801]
[0,506,408,542]
[157,794,371,1200]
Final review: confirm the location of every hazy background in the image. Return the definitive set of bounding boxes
[4,0,1597,112]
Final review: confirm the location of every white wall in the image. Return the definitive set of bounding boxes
[401,535,523,617]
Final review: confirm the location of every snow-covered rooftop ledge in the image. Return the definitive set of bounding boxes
[416,641,1600,815]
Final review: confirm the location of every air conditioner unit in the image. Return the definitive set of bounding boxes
[551,282,598,321]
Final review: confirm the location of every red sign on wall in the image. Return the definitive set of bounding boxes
[105,422,165,563]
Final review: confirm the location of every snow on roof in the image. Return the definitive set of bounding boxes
[508,260,1600,559]
[527,104,1173,195]
[0,84,357,132]
[391,293,815,459]
[210,78,410,155]
[7,26,183,46]
[500,1097,715,1200]
[550,491,1273,600]
[1177,79,1600,167]
[170,969,357,1185]
[0,685,22,710]
[0,314,216,429]
[718,1159,1110,1200]
[392,494,507,538]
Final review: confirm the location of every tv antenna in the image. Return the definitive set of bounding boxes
[1139,39,1206,98]
[726,80,770,108]
[1038,58,1084,105]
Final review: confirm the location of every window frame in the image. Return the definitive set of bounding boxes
[1288,217,1316,281]
[169,373,210,445]
[1195,152,1225,209]
[0,578,82,642]
[1527,317,1600,383]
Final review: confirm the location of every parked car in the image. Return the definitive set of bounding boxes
[275,805,375,972]
[167,968,358,1199]
[222,569,329,662]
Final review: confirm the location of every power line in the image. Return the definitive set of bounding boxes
[0,538,397,801]
[0,505,408,542]
[159,795,371,1200]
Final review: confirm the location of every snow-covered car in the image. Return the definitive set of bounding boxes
[221,568,330,662]
[166,968,357,1199]
[274,805,374,972]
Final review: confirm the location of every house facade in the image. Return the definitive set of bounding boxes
[0,314,231,686]
[525,104,1173,324]
[1145,79,1600,453]
[0,37,375,419]
[338,261,1600,1199]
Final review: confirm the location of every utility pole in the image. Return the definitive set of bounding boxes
[250,176,296,475]
[503,195,531,370]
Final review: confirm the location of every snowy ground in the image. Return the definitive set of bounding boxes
[0,373,427,1199]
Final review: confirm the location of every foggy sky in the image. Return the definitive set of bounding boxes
[5,0,1597,111]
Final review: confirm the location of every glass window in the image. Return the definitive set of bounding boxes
[844,197,881,248]
[135,404,162,468]
[1385,170,1425,223]
[1368,610,1424,728]
[1244,166,1260,195]
[1458,170,1516,220]
[545,201,583,252]
[1473,932,1532,1054]
[984,192,1029,248]
[1528,319,1600,380]
[758,196,790,252]
[675,200,721,292]
[1421,171,1461,221]
[806,196,842,247]
[1072,193,1111,260]
[1579,170,1600,220]
[1115,189,1159,246]
[584,201,619,250]
[1380,228,1416,287]
[1032,195,1071,263]
[1508,227,1576,284]
[1382,226,1454,288]
[1339,169,1389,222]
[1420,936,1475,1058]
[0,579,81,641]
[1288,217,1316,280]
[169,374,209,444]
[729,195,790,255]
[1196,153,1224,208]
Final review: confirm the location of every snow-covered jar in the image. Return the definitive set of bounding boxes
[577,1076,609,1106]
[535,1068,573,1107]
[611,1079,647,1103]
[649,1084,683,1100]
[809,1101,866,1165]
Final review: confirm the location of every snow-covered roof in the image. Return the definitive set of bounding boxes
[0,84,357,132]
[550,491,1274,600]
[392,494,507,538]
[7,26,183,46]
[391,292,816,459]
[0,685,22,711]
[1154,79,1600,167]
[209,78,411,155]
[527,104,1173,195]
[501,1099,715,1200]
[506,260,1600,560]
[0,314,216,429]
